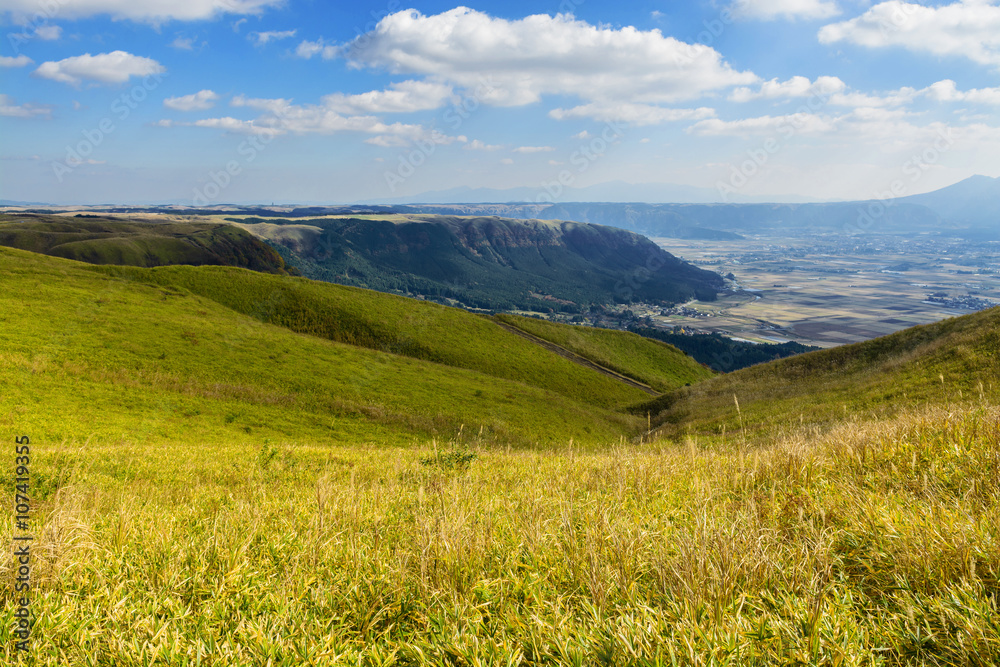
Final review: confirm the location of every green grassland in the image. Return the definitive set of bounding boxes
[91,263,652,411]
[0,214,286,273]
[639,305,1000,440]
[494,314,714,392]
[0,246,648,448]
[2,246,999,664]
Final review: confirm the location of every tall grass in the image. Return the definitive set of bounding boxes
[3,403,997,664]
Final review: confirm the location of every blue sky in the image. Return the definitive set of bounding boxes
[1,0,999,204]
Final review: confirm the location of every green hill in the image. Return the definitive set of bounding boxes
[2,246,999,664]
[229,214,724,311]
[494,313,714,392]
[639,305,1000,438]
[0,246,655,448]
[0,214,287,273]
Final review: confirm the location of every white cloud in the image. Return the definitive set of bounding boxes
[512,146,555,153]
[224,94,465,145]
[550,102,715,125]
[464,139,503,151]
[33,51,164,87]
[818,1,1000,68]
[34,25,61,40]
[572,130,590,140]
[732,0,840,21]
[322,80,453,114]
[0,54,32,67]
[500,158,514,165]
[687,107,929,141]
[688,112,837,136]
[342,8,757,107]
[164,89,219,111]
[0,94,50,118]
[250,29,296,47]
[295,38,338,60]
[0,0,283,23]
[729,75,917,107]
[191,117,274,135]
[171,36,195,50]
[925,79,1000,105]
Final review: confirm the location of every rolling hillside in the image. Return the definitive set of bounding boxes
[640,305,1000,438]
[0,214,287,273]
[494,313,714,392]
[2,245,999,664]
[0,246,694,448]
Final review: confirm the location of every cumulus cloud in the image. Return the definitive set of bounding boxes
[0,54,32,67]
[218,94,465,145]
[34,25,62,40]
[464,139,503,151]
[295,38,338,60]
[341,8,757,106]
[0,94,50,118]
[512,146,555,153]
[0,0,283,23]
[550,102,715,125]
[732,0,840,21]
[687,107,920,139]
[322,80,453,114]
[250,29,296,46]
[171,36,196,50]
[925,79,1000,105]
[164,89,219,111]
[33,51,164,86]
[729,75,917,107]
[818,1,1000,68]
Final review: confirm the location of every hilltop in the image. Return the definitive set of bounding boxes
[0,213,287,273]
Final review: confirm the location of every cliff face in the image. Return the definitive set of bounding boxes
[251,215,723,311]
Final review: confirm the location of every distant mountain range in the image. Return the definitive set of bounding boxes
[397,175,1000,239]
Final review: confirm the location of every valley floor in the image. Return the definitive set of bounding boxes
[650,232,1000,348]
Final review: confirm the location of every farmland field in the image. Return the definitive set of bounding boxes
[649,232,1000,347]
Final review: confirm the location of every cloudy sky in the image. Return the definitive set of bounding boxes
[1,0,998,204]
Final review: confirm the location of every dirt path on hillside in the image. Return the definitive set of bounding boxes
[493,320,659,396]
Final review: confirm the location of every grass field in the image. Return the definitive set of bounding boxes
[494,314,714,392]
[2,246,999,664]
[0,246,646,448]
[640,305,1000,441]
[2,403,998,664]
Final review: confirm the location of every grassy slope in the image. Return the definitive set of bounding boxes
[3,247,999,663]
[495,313,714,392]
[0,214,287,273]
[91,263,649,411]
[0,246,640,447]
[640,305,1000,438]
